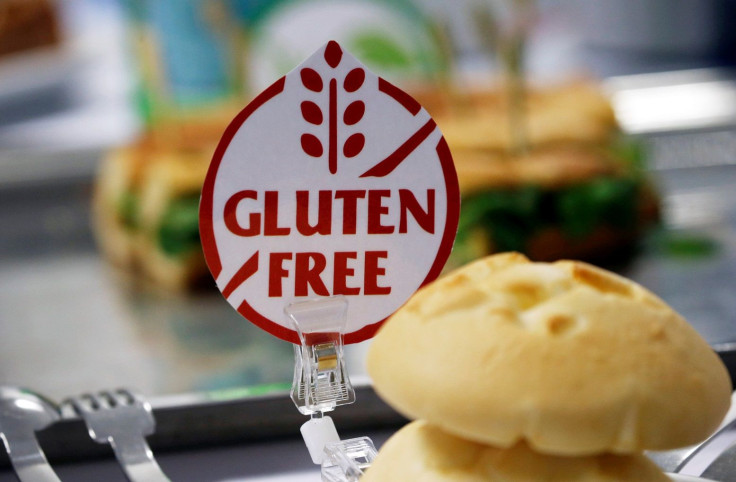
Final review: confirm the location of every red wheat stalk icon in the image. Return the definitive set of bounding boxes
[300,41,365,175]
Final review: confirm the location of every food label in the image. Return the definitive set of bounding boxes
[200,41,459,344]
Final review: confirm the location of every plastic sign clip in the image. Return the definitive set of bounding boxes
[287,296,356,416]
[322,437,378,482]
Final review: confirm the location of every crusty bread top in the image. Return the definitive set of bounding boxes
[146,148,213,193]
[94,142,150,205]
[362,420,671,482]
[453,145,622,193]
[94,139,213,231]
[368,253,731,455]
[433,81,617,152]
[95,137,213,201]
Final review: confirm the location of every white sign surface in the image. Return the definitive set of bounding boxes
[200,41,459,344]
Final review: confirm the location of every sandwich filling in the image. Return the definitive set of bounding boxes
[451,138,654,264]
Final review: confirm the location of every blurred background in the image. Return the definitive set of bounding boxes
[1,0,736,414]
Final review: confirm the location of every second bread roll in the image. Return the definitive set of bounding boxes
[362,420,670,482]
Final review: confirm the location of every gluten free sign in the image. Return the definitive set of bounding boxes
[200,42,459,344]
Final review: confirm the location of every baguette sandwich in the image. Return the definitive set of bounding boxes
[423,82,659,267]
[93,139,212,291]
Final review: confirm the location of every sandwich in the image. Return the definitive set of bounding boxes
[423,81,659,267]
[365,253,731,480]
[93,138,212,291]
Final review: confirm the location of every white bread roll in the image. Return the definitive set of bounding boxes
[362,420,670,482]
[367,253,731,455]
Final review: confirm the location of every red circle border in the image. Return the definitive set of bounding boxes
[199,75,460,345]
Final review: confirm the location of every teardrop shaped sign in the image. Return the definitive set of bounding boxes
[200,41,459,344]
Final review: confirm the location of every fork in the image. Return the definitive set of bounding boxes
[64,389,170,482]
[0,387,61,482]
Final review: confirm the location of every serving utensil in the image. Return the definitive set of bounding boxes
[649,390,736,478]
[63,389,170,482]
[701,441,736,480]
[0,386,61,482]
[675,416,736,480]
[668,475,719,481]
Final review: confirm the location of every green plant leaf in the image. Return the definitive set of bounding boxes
[349,31,412,70]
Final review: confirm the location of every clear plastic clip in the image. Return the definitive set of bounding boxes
[286,296,356,415]
[321,437,378,482]
[287,297,375,480]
